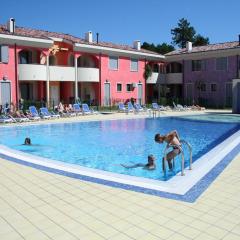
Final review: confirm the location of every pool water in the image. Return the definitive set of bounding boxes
[0,115,239,180]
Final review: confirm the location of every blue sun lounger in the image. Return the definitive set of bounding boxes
[29,106,41,120]
[73,103,82,115]
[118,103,127,113]
[40,107,60,119]
[81,103,94,115]
[127,102,135,112]
[134,103,144,112]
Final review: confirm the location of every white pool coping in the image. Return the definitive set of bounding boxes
[0,127,239,195]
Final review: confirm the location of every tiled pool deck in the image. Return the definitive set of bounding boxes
[0,111,239,240]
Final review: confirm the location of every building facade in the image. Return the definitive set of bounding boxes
[0,19,164,108]
[0,18,240,109]
[163,41,240,108]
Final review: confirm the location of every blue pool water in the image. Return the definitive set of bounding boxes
[0,115,239,180]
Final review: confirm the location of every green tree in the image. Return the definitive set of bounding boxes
[141,42,175,54]
[193,34,210,46]
[155,43,175,54]
[171,18,196,48]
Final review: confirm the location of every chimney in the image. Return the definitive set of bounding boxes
[85,31,93,43]
[96,33,99,44]
[133,40,141,50]
[186,41,192,52]
[7,18,15,33]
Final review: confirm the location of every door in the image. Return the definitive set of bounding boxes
[104,83,110,106]
[50,85,60,106]
[137,84,143,105]
[237,83,240,113]
[0,81,11,106]
[225,83,232,107]
[186,83,193,105]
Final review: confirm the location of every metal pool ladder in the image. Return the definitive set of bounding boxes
[162,139,192,177]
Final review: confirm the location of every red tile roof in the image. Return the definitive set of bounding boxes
[165,41,240,56]
[0,24,162,56]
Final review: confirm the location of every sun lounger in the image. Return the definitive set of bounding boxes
[0,115,14,123]
[118,103,127,113]
[40,107,60,119]
[152,103,167,111]
[173,102,186,111]
[73,104,82,115]
[127,102,135,113]
[82,104,92,115]
[28,106,41,120]
[134,103,144,113]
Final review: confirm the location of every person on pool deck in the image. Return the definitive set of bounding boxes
[121,154,156,170]
[24,137,31,145]
[154,130,182,171]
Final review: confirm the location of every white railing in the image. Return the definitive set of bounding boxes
[77,67,99,82]
[166,73,183,84]
[49,66,75,81]
[18,64,47,81]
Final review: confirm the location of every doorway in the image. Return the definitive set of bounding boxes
[137,83,143,105]
[50,85,60,106]
[104,82,110,106]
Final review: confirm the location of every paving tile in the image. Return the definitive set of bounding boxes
[0,231,25,240]
[222,232,240,240]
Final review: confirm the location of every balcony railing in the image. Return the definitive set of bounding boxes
[18,64,47,81]
[77,67,99,82]
[166,73,183,84]
[147,73,166,84]
[49,66,75,81]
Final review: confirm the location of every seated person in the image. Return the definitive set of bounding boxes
[121,155,156,170]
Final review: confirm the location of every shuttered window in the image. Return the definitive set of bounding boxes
[216,57,228,71]
[0,45,9,63]
[109,56,118,70]
[130,59,138,71]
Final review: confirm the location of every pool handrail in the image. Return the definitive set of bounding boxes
[162,139,192,177]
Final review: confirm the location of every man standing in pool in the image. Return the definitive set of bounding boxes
[154,130,182,171]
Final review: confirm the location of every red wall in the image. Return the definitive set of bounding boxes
[0,45,17,104]
[100,55,145,105]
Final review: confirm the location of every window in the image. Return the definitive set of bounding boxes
[0,45,9,63]
[49,55,56,66]
[130,59,138,71]
[200,83,206,92]
[109,56,118,70]
[211,84,217,92]
[216,57,228,71]
[19,50,32,64]
[159,64,165,73]
[192,60,206,71]
[126,84,132,92]
[68,54,74,67]
[153,64,159,73]
[117,83,122,92]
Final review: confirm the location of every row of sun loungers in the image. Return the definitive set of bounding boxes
[118,102,168,113]
[118,102,205,114]
[0,103,98,124]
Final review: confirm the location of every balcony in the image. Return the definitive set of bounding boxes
[147,73,166,84]
[49,66,75,81]
[166,73,183,84]
[18,64,47,81]
[77,67,99,82]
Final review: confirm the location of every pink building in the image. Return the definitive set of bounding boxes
[0,19,164,108]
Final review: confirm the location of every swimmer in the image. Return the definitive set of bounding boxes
[24,137,31,145]
[121,155,156,170]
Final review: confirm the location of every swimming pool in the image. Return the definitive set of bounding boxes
[0,114,239,181]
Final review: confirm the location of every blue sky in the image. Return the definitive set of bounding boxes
[1,0,239,47]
